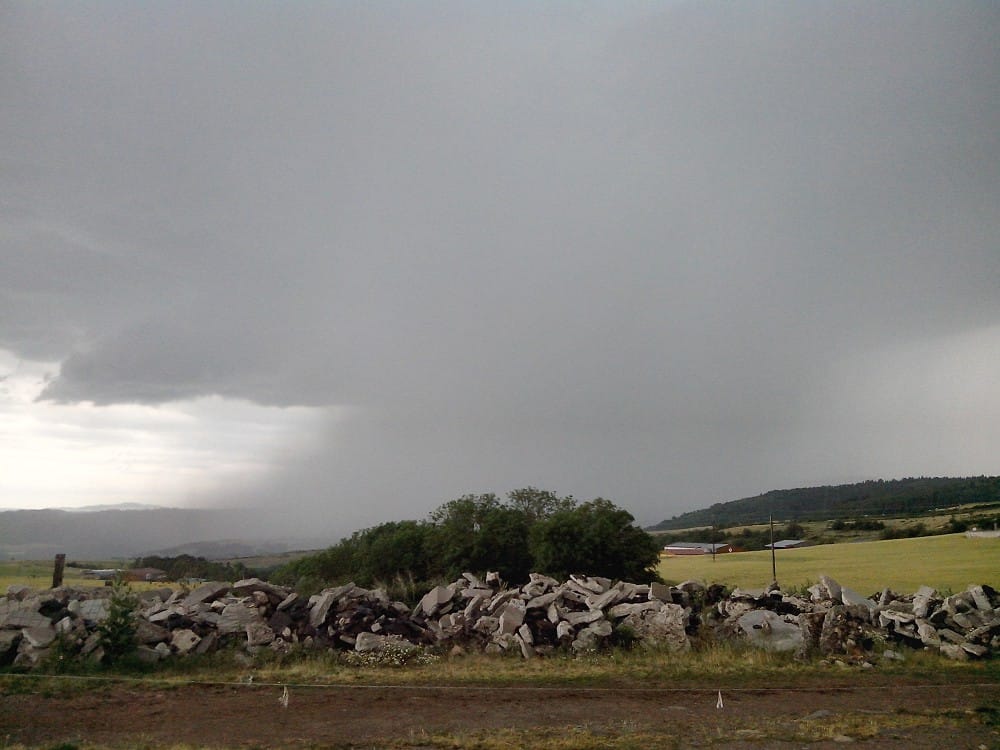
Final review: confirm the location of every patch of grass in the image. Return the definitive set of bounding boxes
[658,532,1000,593]
[0,559,166,593]
[391,726,679,750]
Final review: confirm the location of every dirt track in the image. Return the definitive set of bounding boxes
[3,677,1000,748]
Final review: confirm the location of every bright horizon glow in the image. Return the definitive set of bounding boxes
[0,349,328,510]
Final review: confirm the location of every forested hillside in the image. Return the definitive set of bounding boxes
[649,476,1000,531]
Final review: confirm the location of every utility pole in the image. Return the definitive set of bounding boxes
[769,514,777,586]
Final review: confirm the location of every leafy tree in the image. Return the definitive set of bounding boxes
[273,488,661,594]
[529,499,661,582]
[505,487,575,521]
[356,521,434,583]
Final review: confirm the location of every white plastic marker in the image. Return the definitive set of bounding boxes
[716,690,724,709]
[279,685,290,708]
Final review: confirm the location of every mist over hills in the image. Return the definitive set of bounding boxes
[5,477,999,561]
[0,506,329,561]
[649,476,1000,531]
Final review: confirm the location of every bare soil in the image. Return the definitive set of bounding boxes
[2,677,999,748]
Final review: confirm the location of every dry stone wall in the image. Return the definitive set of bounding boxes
[1,574,998,668]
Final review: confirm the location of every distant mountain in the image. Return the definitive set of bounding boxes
[59,503,165,512]
[145,539,329,560]
[0,507,332,561]
[648,476,1000,531]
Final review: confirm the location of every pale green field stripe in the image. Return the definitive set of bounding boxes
[657,533,1000,594]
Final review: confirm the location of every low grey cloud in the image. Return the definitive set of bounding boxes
[1,2,997,534]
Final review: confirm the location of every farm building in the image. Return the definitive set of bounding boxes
[662,542,735,556]
[125,567,168,582]
[84,567,168,582]
[765,539,809,549]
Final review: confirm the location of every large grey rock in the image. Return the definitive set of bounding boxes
[309,592,337,628]
[840,587,875,614]
[968,585,992,612]
[182,582,231,608]
[619,602,690,652]
[147,605,184,624]
[498,601,526,635]
[584,619,613,638]
[6,585,32,600]
[133,619,169,645]
[525,591,560,609]
[737,610,803,652]
[515,632,535,658]
[818,605,865,655]
[218,602,265,635]
[516,623,534,645]
[232,578,286,599]
[277,592,300,611]
[77,599,111,623]
[420,585,454,617]
[938,628,965,644]
[819,576,842,603]
[648,581,673,603]
[608,601,660,619]
[0,602,51,630]
[462,587,495,601]
[911,586,937,619]
[961,641,988,658]
[21,625,56,649]
[569,575,608,594]
[939,643,968,661]
[917,620,940,646]
[245,620,276,647]
[170,629,201,655]
[563,609,605,626]
[952,611,984,630]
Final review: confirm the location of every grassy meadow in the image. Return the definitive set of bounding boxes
[0,560,164,592]
[657,533,1000,594]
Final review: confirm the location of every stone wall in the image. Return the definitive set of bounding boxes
[1,574,998,668]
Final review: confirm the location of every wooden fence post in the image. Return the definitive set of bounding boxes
[52,553,66,588]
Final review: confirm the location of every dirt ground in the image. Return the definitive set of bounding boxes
[2,677,999,748]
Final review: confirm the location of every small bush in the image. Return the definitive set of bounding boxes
[97,576,139,664]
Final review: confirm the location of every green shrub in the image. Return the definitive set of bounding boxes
[97,576,139,664]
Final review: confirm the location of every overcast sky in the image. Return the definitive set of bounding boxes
[1,2,998,539]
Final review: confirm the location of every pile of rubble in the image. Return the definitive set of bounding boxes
[1,573,997,669]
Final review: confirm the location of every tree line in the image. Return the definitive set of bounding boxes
[271,488,661,600]
[650,476,1000,530]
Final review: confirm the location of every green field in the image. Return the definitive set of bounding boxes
[0,561,163,592]
[657,533,1000,594]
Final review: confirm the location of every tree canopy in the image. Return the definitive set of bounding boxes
[273,488,661,597]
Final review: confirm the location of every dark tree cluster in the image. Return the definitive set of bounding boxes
[272,488,661,600]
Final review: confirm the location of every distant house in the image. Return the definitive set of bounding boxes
[765,539,809,550]
[123,567,168,582]
[84,568,122,580]
[662,542,734,556]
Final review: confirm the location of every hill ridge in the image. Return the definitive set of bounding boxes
[649,475,1000,530]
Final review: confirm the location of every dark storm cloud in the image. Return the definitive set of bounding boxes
[1,2,997,529]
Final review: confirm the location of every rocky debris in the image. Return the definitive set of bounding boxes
[1,577,998,668]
